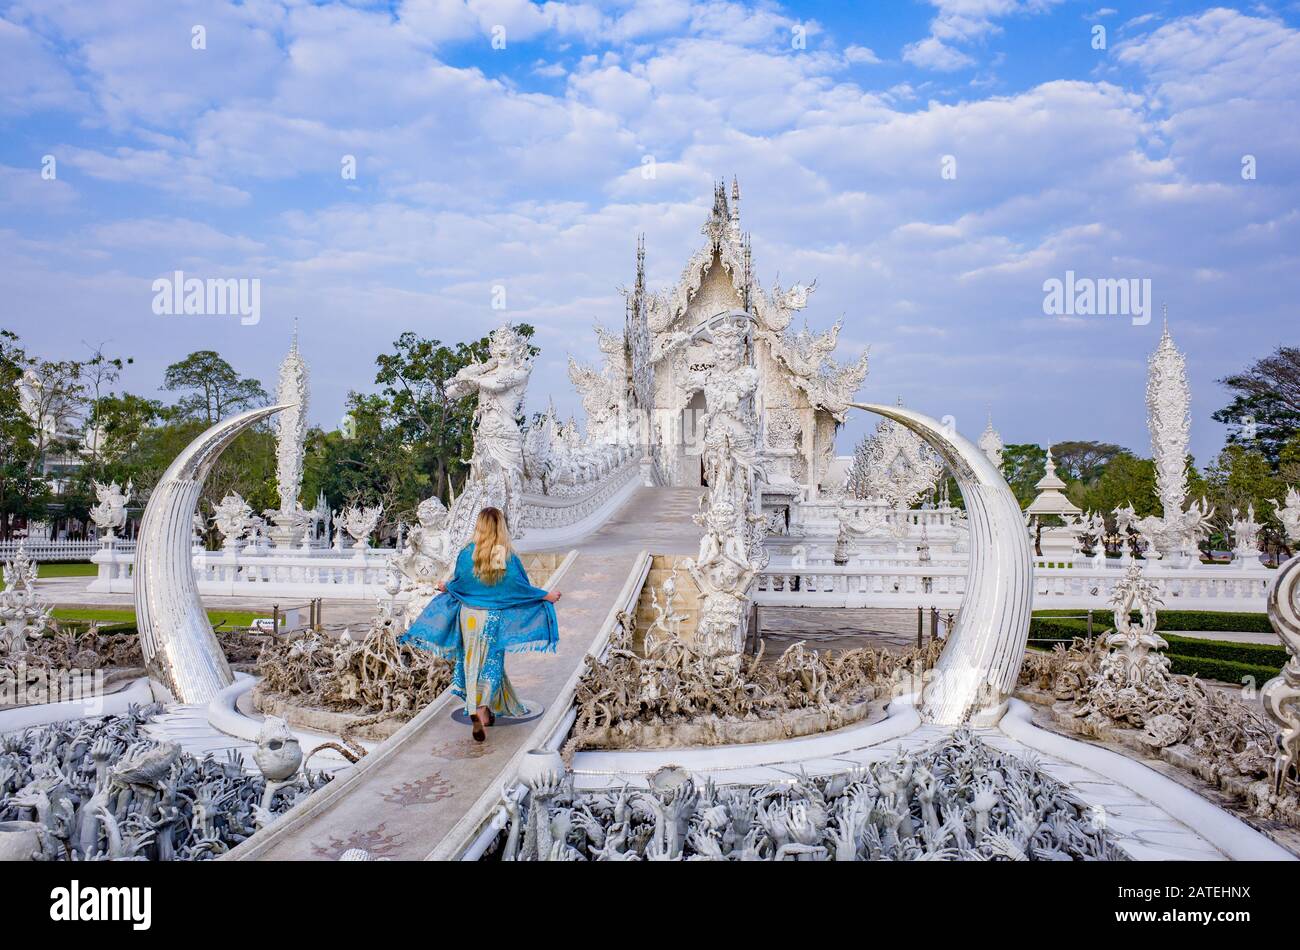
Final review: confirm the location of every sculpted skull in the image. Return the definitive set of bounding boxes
[253,717,303,782]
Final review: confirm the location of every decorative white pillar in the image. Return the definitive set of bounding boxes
[269,323,310,547]
[1146,319,1191,559]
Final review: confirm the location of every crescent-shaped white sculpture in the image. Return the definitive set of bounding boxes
[135,403,291,704]
[849,402,1033,725]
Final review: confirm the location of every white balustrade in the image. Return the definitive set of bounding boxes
[0,539,134,562]
[756,561,1274,611]
[82,453,642,598]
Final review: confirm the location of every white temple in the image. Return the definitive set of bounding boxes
[571,179,869,494]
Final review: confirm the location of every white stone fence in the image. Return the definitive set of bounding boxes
[0,539,134,562]
[83,454,642,599]
[791,500,962,531]
[755,562,1274,612]
[89,545,395,599]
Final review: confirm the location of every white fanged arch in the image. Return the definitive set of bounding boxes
[134,404,291,704]
[849,402,1033,725]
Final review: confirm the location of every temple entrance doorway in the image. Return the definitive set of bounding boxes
[678,389,707,486]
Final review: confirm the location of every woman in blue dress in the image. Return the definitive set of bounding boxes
[400,506,562,741]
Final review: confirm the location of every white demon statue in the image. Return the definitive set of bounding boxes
[388,495,457,629]
[89,479,132,539]
[447,323,533,532]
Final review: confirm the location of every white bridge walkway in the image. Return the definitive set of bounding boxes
[224,488,700,861]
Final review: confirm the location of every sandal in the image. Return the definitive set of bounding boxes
[471,712,486,742]
[486,709,496,727]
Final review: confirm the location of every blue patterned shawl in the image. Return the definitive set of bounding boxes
[399,544,559,660]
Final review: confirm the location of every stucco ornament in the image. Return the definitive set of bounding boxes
[1272,486,1300,544]
[680,317,769,658]
[1229,504,1265,567]
[0,542,52,655]
[269,328,311,544]
[686,482,762,658]
[698,318,760,470]
[1140,321,1214,559]
[89,479,132,537]
[389,495,456,627]
[340,504,384,549]
[211,492,254,548]
[758,319,870,423]
[977,414,1003,469]
[1096,563,1170,692]
[1262,555,1300,796]
[447,323,532,531]
[567,324,628,447]
[846,407,945,509]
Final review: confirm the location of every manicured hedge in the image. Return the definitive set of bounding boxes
[1165,654,1281,687]
[1162,633,1287,668]
[1032,608,1272,634]
[1027,613,1286,684]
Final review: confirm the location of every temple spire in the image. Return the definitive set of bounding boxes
[729,176,741,237]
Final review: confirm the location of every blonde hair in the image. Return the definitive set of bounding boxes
[471,507,511,585]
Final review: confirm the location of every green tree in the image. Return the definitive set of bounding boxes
[0,330,49,539]
[1069,452,1159,523]
[1000,443,1046,507]
[1204,444,1284,559]
[303,393,431,518]
[371,325,538,509]
[163,350,267,423]
[1212,345,1300,465]
[1048,440,1124,484]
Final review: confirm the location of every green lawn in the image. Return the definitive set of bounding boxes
[52,608,262,630]
[0,561,99,589]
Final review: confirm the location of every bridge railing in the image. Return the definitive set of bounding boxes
[755,562,1274,611]
[82,454,644,597]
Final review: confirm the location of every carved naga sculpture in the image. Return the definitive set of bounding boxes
[1263,555,1300,795]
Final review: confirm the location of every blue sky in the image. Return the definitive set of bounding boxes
[2,0,1298,466]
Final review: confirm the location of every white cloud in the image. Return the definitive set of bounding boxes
[903,36,976,71]
[843,44,881,65]
[904,0,1060,71]
[0,16,85,115]
[2,2,1298,466]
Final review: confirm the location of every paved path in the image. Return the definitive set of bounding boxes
[226,487,701,861]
